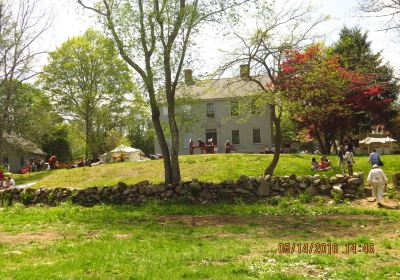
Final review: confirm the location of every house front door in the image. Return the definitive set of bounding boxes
[205,129,217,146]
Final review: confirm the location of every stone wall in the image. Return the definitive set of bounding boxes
[0,173,364,207]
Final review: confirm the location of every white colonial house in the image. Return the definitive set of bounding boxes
[154,67,274,155]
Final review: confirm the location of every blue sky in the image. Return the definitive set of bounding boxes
[40,0,400,76]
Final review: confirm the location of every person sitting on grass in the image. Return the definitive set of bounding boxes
[321,155,331,167]
[311,157,320,170]
[319,156,331,171]
[3,175,15,189]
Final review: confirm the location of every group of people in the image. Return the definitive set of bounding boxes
[311,155,332,171]
[310,141,389,207]
[23,159,46,173]
[0,170,15,189]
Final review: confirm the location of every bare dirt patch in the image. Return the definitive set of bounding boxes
[0,231,60,244]
[158,214,400,240]
[353,198,400,209]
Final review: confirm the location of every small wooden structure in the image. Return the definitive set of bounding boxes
[189,139,216,154]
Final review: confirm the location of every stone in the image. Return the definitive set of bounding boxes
[111,186,120,193]
[299,182,308,189]
[288,180,297,187]
[199,190,212,200]
[319,184,331,191]
[11,188,19,194]
[223,179,235,185]
[175,185,182,194]
[165,190,174,198]
[287,187,297,195]
[156,184,166,193]
[117,182,128,188]
[344,188,356,195]
[237,175,249,183]
[272,182,280,191]
[305,186,319,196]
[189,182,202,191]
[85,187,97,194]
[136,180,149,186]
[235,188,254,196]
[312,179,321,185]
[335,174,345,180]
[244,182,255,191]
[289,174,297,180]
[145,187,154,196]
[256,181,271,197]
[348,178,361,185]
[367,197,376,202]
[331,184,343,196]
[34,189,42,196]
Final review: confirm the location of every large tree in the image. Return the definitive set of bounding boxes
[0,0,50,148]
[332,27,399,137]
[78,0,250,184]
[280,44,396,153]
[39,29,135,159]
[220,1,327,175]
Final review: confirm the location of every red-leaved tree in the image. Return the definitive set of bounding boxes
[279,44,393,153]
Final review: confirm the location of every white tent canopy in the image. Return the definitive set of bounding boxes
[100,145,146,163]
[359,137,396,145]
[110,145,142,154]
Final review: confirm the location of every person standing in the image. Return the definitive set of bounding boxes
[338,146,346,174]
[48,155,57,170]
[368,149,382,166]
[225,140,231,153]
[367,164,388,207]
[344,149,354,176]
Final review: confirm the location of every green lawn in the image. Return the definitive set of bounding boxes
[13,154,400,188]
[1,200,400,279]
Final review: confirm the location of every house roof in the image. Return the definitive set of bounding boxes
[2,132,47,156]
[176,76,269,101]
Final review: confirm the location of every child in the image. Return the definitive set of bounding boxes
[311,157,319,170]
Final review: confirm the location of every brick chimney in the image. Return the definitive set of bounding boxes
[184,69,194,85]
[240,64,250,79]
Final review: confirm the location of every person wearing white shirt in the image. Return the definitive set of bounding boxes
[4,176,15,188]
[343,149,354,176]
[367,164,388,207]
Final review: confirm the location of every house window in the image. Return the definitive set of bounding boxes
[206,103,215,118]
[232,130,240,144]
[230,100,239,117]
[253,129,261,144]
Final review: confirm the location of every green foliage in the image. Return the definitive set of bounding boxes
[41,124,72,162]
[332,26,399,133]
[39,29,136,159]
[1,202,399,279]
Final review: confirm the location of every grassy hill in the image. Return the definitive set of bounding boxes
[14,154,400,188]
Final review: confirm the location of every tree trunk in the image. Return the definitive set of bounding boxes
[315,130,327,154]
[167,99,181,183]
[164,51,181,184]
[85,121,90,160]
[264,105,281,176]
[152,111,173,184]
